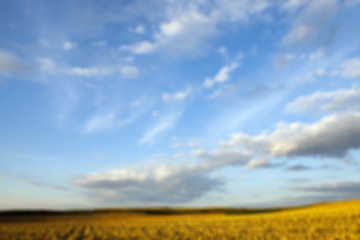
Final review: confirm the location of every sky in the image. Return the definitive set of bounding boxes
[0,0,360,210]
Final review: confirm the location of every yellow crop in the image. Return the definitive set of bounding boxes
[0,199,359,239]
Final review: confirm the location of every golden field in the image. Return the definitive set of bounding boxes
[0,199,359,240]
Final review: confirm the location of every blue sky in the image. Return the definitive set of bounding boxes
[1,0,360,209]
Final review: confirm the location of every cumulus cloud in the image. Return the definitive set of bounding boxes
[286,86,360,113]
[75,147,250,204]
[76,111,360,204]
[224,112,360,158]
[203,62,239,88]
[75,164,223,204]
[0,50,26,75]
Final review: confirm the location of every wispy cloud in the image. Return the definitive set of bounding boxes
[0,50,26,75]
[119,41,157,54]
[163,88,192,102]
[63,40,77,50]
[274,54,294,71]
[281,0,338,45]
[339,58,360,78]
[37,58,139,78]
[22,178,70,192]
[67,66,113,77]
[120,0,273,56]
[140,111,182,145]
[84,113,117,133]
[286,164,311,171]
[203,62,239,88]
[133,25,146,34]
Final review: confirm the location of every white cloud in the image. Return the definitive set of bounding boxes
[152,110,159,118]
[38,38,50,47]
[215,0,271,21]
[67,67,113,77]
[134,25,146,34]
[92,40,107,47]
[218,46,228,59]
[286,86,360,113]
[339,58,360,78]
[246,159,270,169]
[130,96,146,107]
[296,181,360,193]
[225,112,360,158]
[75,162,223,204]
[282,0,309,11]
[55,85,79,125]
[294,181,360,202]
[119,41,157,54]
[140,111,182,145]
[76,111,360,204]
[281,0,338,45]
[308,48,325,61]
[120,65,138,77]
[282,25,311,45]
[84,113,117,133]
[203,62,238,88]
[0,50,25,75]
[119,1,273,56]
[37,58,56,72]
[75,147,250,204]
[65,65,138,78]
[345,0,360,6]
[170,138,204,150]
[163,88,192,102]
[63,41,77,50]
[194,148,251,171]
[274,54,294,70]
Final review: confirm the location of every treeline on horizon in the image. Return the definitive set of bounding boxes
[1,198,352,217]
[0,205,317,217]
